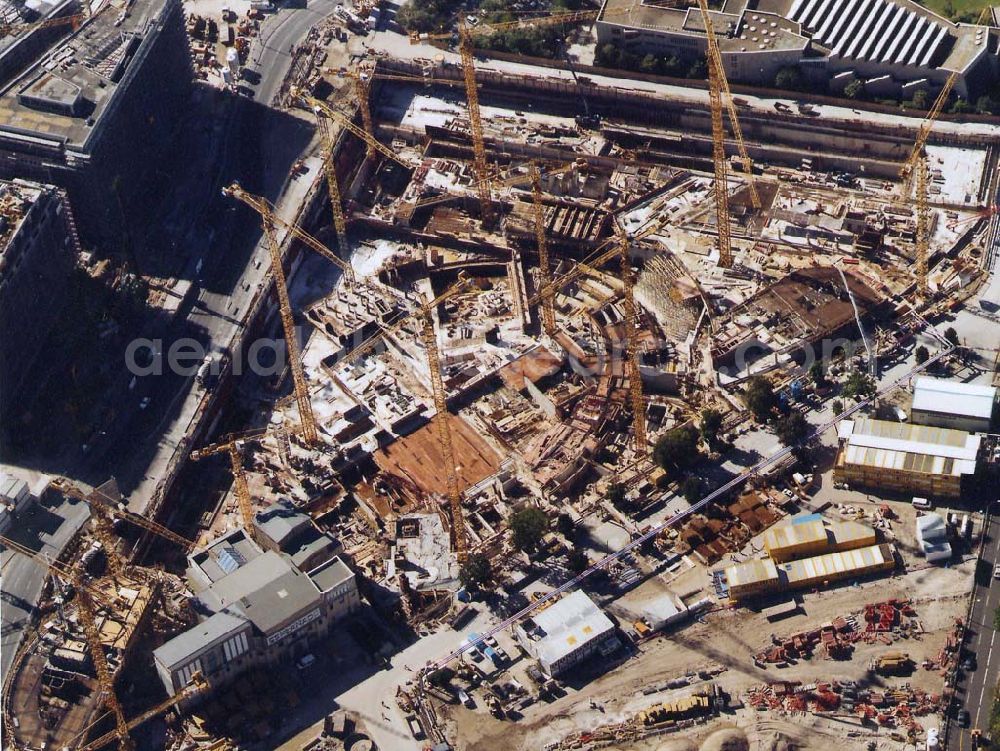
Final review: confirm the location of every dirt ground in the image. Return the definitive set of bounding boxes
[374,413,502,496]
[446,559,973,751]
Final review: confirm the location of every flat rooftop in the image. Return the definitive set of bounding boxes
[912,377,997,421]
[0,178,44,268]
[0,0,170,148]
[837,416,982,476]
[530,591,615,667]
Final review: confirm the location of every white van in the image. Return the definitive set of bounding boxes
[296,653,316,670]
[912,497,932,510]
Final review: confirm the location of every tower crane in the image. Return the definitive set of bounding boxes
[900,8,989,299]
[694,0,762,268]
[0,535,134,751]
[333,278,473,559]
[615,224,648,455]
[190,429,268,541]
[0,12,84,38]
[222,185,319,445]
[530,163,557,337]
[50,478,194,552]
[410,10,609,223]
[75,672,207,751]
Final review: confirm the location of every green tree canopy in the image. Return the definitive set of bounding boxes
[743,376,778,421]
[915,345,930,365]
[510,507,549,552]
[775,411,810,446]
[459,552,493,590]
[653,425,702,472]
[700,408,725,449]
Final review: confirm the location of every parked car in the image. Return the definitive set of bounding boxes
[962,654,977,672]
[958,709,971,728]
[296,653,316,670]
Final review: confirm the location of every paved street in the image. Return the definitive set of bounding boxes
[0,496,90,682]
[947,510,1000,751]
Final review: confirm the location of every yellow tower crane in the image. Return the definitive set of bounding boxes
[0,12,84,38]
[615,225,648,455]
[410,10,608,223]
[530,163,557,337]
[333,278,472,559]
[695,0,762,268]
[0,535,134,751]
[223,185,319,444]
[190,429,267,540]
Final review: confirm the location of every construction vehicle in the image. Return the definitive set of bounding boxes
[870,651,913,676]
[334,277,473,560]
[222,184,319,445]
[694,0,761,269]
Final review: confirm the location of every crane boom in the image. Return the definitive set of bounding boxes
[50,478,194,550]
[225,183,355,284]
[77,674,207,751]
[317,116,351,255]
[702,29,732,267]
[458,17,493,224]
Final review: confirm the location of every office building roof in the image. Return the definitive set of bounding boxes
[254,499,312,548]
[189,529,263,585]
[0,0,175,149]
[837,417,981,476]
[152,610,249,671]
[530,591,615,667]
[306,555,355,593]
[232,563,322,636]
[912,377,996,421]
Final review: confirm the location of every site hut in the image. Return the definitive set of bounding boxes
[915,512,952,563]
[910,377,997,433]
[515,591,618,677]
[153,526,359,697]
[833,417,981,499]
[763,516,877,563]
[724,543,897,600]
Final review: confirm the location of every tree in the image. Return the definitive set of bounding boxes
[944,327,960,346]
[950,98,972,114]
[686,59,707,79]
[915,345,930,365]
[566,549,589,573]
[653,425,701,472]
[809,361,827,387]
[596,43,620,67]
[993,604,1000,632]
[640,54,658,73]
[775,411,810,446]
[607,481,626,508]
[459,552,493,590]
[832,399,845,416]
[843,80,864,100]
[912,88,929,110]
[510,507,549,552]
[700,408,724,449]
[743,376,778,422]
[682,476,703,504]
[773,66,804,92]
[843,371,876,400]
[557,512,575,539]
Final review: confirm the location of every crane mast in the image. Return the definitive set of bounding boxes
[420,308,466,560]
[706,55,732,268]
[530,164,557,337]
[458,17,493,225]
[0,535,133,751]
[191,432,262,539]
[617,227,648,455]
[317,116,351,255]
[915,157,929,299]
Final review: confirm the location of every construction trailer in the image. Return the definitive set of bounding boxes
[763,517,877,563]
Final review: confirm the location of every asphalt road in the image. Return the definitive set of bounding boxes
[0,497,90,682]
[948,510,1000,751]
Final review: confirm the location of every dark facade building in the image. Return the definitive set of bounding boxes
[0,178,79,415]
[0,0,192,246]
